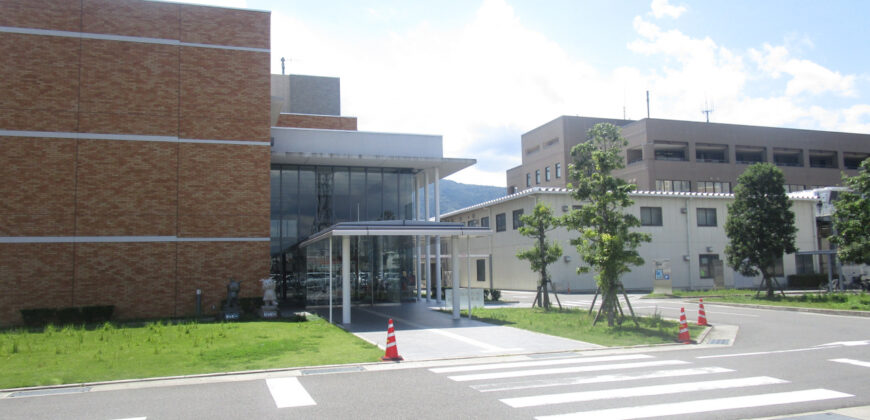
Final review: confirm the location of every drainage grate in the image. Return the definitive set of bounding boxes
[301,366,364,376]
[10,387,91,398]
[709,339,730,345]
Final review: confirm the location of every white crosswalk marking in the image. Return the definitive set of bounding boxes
[471,366,734,392]
[430,354,652,374]
[535,389,852,420]
[448,359,688,382]
[430,353,853,419]
[266,377,316,408]
[830,358,870,368]
[501,376,786,408]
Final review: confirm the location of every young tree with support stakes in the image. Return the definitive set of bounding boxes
[516,202,563,310]
[562,123,650,327]
[831,158,870,265]
[724,163,796,298]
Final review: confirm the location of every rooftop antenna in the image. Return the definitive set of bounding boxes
[281,57,285,75]
[701,99,714,123]
[646,90,650,119]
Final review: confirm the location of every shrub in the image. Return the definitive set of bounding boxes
[787,274,826,289]
[487,289,501,301]
[20,305,115,327]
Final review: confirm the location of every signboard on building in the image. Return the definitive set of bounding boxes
[654,259,673,294]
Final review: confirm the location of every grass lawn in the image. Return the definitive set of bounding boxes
[646,289,870,311]
[704,291,870,311]
[465,307,706,347]
[0,317,383,389]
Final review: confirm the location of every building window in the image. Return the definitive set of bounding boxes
[495,213,506,232]
[545,166,551,181]
[476,259,486,282]
[696,181,731,194]
[697,208,717,227]
[526,174,531,188]
[481,216,490,228]
[512,209,524,229]
[655,179,691,192]
[768,256,784,277]
[640,207,663,226]
[699,254,719,278]
[508,186,517,195]
[784,184,806,193]
[555,163,562,178]
[535,170,541,184]
[467,219,477,227]
[795,254,814,275]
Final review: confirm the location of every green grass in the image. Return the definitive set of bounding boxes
[0,317,383,389]
[465,307,706,347]
[704,291,870,311]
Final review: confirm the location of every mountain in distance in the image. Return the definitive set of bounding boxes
[428,179,505,216]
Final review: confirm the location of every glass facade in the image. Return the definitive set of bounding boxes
[270,164,416,307]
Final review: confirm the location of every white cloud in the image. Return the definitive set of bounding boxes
[750,44,856,97]
[267,0,867,187]
[650,0,687,19]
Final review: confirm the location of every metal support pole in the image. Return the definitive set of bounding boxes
[342,236,351,324]
[329,238,333,324]
[435,167,442,304]
[424,171,431,302]
[414,175,421,301]
[467,235,472,319]
[452,237,460,320]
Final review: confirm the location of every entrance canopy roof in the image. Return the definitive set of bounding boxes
[299,220,492,248]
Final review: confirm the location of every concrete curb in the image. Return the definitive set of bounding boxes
[689,301,870,318]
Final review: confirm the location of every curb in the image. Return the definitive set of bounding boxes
[691,301,870,318]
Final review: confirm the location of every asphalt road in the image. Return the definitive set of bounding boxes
[2,291,869,420]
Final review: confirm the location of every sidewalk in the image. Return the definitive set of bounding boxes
[310,300,605,360]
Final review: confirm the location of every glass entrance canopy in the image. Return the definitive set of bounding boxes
[300,220,492,324]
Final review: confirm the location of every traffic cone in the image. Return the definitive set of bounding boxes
[697,298,709,326]
[678,307,691,344]
[380,318,404,361]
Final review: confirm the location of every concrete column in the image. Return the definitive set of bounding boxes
[451,237,460,320]
[467,235,472,319]
[424,171,431,302]
[435,167,442,304]
[342,235,351,324]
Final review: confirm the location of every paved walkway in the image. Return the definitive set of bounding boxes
[310,300,603,360]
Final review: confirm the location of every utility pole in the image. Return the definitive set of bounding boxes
[701,100,714,123]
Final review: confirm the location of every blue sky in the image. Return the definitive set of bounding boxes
[170,0,870,186]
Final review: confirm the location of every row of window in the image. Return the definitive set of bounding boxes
[656,179,827,194]
[640,206,718,227]
[526,163,562,187]
[633,144,867,170]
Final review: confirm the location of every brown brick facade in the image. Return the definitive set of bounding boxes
[276,114,358,130]
[0,0,271,326]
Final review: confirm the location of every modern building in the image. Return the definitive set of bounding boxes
[442,187,823,293]
[0,0,271,326]
[268,74,480,318]
[506,116,870,195]
[0,0,479,326]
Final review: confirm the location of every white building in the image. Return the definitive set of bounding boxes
[441,187,821,292]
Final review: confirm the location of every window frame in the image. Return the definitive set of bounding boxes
[495,213,506,232]
[480,216,490,228]
[512,209,524,230]
[535,170,541,184]
[640,206,663,226]
[545,166,551,181]
[555,162,562,178]
[699,254,719,279]
[696,208,717,227]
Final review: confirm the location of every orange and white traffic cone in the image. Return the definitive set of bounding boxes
[697,298,709,326]
[678,307,691,344]
[380,318,404,361]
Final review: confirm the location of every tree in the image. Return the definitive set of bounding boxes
[831,158,870,265]
[562,123,650,326]
[516,202,563,310]
[724,163,796,298]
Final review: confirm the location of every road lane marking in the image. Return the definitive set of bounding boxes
[502,376,786,408]
[535,389,853,420]
[830,358,870,368]
[697,346,829,359]
[448,360,689,382]
[471,366,734,392]
[266,377,316,408]
[430,354,652,374]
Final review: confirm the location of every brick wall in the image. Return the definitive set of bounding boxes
[276,114,358,130]
[0,0,271,326]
